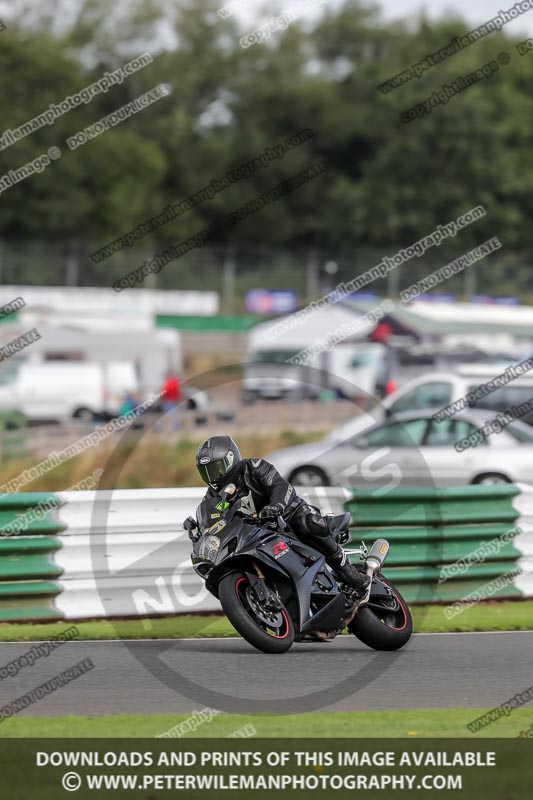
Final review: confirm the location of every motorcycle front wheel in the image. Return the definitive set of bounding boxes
[218,571,295,654]
[348,577,412,651]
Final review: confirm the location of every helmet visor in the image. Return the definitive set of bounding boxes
[197,451,235,486]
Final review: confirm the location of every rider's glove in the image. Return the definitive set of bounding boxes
[259,503,284,521]
[183,516,201,542]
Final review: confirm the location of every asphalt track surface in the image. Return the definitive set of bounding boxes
[1,631,532,717]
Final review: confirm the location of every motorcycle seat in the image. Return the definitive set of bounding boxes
[326,512,351,535]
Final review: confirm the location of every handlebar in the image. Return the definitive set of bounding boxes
[239,513,287,530]
[239,514,276,526]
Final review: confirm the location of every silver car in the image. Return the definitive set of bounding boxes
[267,410,533,487]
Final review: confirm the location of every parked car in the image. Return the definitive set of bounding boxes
[267,409,533,487]
[183,386,209,412]
[326,363,533,442]
[391,345,516,387]
[382,364,533,424]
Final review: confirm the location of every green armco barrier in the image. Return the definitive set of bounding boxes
[349,533,521,567]
[345,485,522,604]
[0,580,63,621]
[346,485,520,526]
[0,513,63,534]
[0,492,64,507]
[376,575,522,604]
[0,485,529,622]
[0,493,64,621]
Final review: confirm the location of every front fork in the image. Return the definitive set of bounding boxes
[247,561,282,611]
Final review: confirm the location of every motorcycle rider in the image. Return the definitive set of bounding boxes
[183,435,370,594]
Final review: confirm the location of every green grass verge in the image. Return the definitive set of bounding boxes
[0,600,531,642]
[0,430,322,492]
[1,709,533,738]
[413,600,533,632]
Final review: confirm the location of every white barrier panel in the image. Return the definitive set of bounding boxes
[512,485,533,592]
[54,486,350,619]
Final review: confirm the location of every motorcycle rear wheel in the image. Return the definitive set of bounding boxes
[219,571,294,654]
[348,578,412,651]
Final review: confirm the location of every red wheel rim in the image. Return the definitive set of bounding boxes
[380,579,408,631]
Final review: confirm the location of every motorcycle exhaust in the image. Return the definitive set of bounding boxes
[365,538,390,573]
[358,539,390,607]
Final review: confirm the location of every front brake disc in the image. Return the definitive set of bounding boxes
[245,586,283,627]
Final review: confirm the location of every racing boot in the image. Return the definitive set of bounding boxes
[327,543,371,595]
[292,504,371,595]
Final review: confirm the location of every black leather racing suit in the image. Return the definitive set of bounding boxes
[196,457,339,560]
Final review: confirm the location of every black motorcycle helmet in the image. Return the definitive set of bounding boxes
[196,435,242,490]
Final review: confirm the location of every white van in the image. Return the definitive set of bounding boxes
[0,323,183,396]
[0,361,138,422]
[242,342,391,403]
[242,305,392,403]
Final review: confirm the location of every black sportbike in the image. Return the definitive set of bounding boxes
[191,483,412,654]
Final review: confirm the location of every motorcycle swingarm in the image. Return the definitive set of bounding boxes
[354,572,394,610]
[368,575,394,598]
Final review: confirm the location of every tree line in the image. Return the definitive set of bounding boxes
[0,0,530,300]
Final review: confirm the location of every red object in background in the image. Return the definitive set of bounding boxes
[162,375,181,402]
[385,379,397,396]
[369,322,393,344]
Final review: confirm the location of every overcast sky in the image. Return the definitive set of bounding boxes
[243,0,533,36]
[378,0,533,34]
